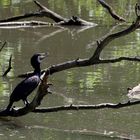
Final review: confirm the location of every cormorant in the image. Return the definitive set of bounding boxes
[6,53,48,111]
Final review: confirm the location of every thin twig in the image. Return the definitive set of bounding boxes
[3,54,12,77]
[0,41,7,52]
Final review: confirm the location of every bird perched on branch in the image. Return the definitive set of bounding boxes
[6,53,48,111]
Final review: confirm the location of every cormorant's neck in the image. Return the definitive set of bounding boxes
[33,64,41,76]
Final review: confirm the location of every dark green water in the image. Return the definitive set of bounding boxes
[0,0,140,139]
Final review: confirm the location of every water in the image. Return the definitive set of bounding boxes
[0,0,140,139]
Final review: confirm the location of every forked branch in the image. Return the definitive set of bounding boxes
[18,3,140,78]
[0,0,95,26]
[1,3,140,117]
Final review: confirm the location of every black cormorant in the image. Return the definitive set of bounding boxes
[6,53,48,111]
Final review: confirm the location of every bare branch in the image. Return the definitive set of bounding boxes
[32,100,140,113]
[0,21,52,28]
[16,4,140,80]
[3,55,12,77]
[1,3,140,117]
[99,57,140,64]
[0,1,95,27]
[1,99,140,116]
[0,41,6,52]
[17,55,140,78]
[91,8,140,60]
[98,0,126,22]
[0,12,44,23]
[33,0,67,22]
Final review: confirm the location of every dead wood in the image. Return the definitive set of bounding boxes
[0,41,6,52]
[0,21,51,28]
[33,100,140,113]
[3,55,12,77]
[98,0,126,22]
[1,3,140,117]
[18,3,140,78]
[0,0,96,27]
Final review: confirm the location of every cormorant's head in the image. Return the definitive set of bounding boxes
[31,53,48,69]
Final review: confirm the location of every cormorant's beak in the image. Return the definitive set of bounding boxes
[39,52,49,61]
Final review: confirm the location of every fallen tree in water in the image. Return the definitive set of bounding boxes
[0,3,140,117]
[0,0,126,28]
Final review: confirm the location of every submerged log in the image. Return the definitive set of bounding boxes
[0,20,51,28]
[0,0,96,27]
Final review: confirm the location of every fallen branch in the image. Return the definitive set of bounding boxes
[0,21,52,29]
[0,0,96,27]
[98,0,126,22]
[17,4,140,78]
[1,3,140,117]
[17,29,140,77]
[0,11,44,22]
[33,0,66,23]
[0,98,140,116]
[33,100,140,113]
[0,41,6,52]
[3,55,12,77]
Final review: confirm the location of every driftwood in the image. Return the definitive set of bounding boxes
[0,0,96,27]
[1,3,140,117]
[98,0,126,22]
[0,0,126,28]
[0,21,52,29]
[33,100,140,113]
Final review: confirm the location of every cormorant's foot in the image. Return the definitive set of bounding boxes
[45,87,52,94]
